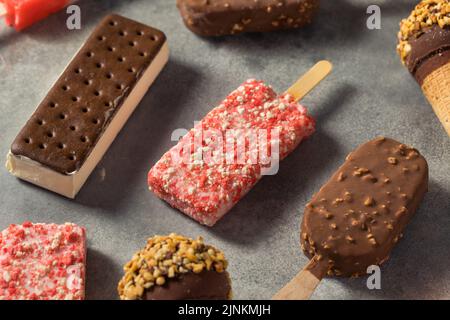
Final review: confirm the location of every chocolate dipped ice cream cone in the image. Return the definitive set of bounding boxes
[397,0,450,136]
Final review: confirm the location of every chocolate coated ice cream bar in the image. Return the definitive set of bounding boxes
[274,137,428,299]
[301,137,428,277]
[6,14,169,198]
[177,0,319,36]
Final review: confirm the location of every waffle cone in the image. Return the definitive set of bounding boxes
[421,62,450,137]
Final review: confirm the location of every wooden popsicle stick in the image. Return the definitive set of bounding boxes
[272,63,332,300]
[286,60,333,102]
[272,255,327,300]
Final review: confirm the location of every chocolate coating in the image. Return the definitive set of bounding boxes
[406,25,450,85]
[176,0,319,36]
[144,271,231,300]
[11,14,166,174]
[301,137,428,277]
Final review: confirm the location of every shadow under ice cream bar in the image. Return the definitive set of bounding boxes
[0,0,75,30]
[118,234,231,300]
[148,61,332,226]
[176,0,319,36]
[6,14,169,198]
[273,137,428,300]
[0,222,86,300]
[397,0,450,136]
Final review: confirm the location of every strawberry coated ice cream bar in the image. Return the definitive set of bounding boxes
[148,79,315,226]
[0,222,86,300]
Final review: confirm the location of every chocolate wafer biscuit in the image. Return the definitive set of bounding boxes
[301,137,428,277]
[6,14,169,198]
[176,0,319,36]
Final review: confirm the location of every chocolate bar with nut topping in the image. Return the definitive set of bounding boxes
[6,14,169,198]
[301,137,428,277]
[176,0,319,36]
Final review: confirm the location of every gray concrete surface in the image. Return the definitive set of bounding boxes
[0,0,449,300]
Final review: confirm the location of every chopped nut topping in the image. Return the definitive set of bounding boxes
[407,150,419,159]
[353,167,370,177]
[364,197,375,207]
[118,234,228,300]
[337,172,346,182]
[395,206,408,218]
[387,157,398,165]
[363,174,378,183]
[345,235,355,243]
[344,191,353,202]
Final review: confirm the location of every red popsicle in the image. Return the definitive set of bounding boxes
[0,0,73,30]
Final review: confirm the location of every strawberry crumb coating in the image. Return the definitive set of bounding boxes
[148,79,315,226]
[0,222,86,300]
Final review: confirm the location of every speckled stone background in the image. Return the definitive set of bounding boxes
[0,0,449,300]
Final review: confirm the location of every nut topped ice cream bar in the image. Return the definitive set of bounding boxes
[0,222,86,300]
[301,137,428,277]
[177,0,319,36]
[148,79,315,226]
[6,14,169,198]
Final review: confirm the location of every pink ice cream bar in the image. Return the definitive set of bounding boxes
[148,79,315,226]
[0,0,74,30]
[0,222,86,300]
